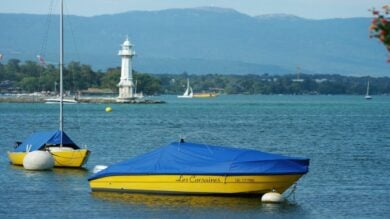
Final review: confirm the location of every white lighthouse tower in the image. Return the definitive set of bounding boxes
[117,37,136,102]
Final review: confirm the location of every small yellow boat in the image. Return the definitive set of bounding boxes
[89,141,309,196]
[8,0,90,169]
[8,130,90,168]
[193,92,219,98]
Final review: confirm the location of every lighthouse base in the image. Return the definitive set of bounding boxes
[116,97,136,103]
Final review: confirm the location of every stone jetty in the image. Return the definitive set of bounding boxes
[0,96,165,104]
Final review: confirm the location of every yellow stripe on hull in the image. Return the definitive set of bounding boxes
[193,93,219,98]
[7,149,90,168]
[7,152,25,166]
[89,174,302,195]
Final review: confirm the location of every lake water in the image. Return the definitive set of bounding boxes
[0,95,389,218]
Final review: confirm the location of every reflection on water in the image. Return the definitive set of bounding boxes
[52,167,89,176]
[8,164,89,177]
[91,192,300,213]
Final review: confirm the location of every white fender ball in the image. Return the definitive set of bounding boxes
[23,151,54,170]
[261,191,285,203]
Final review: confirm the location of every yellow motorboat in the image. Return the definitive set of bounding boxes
[193,92,219,98]
[89,141,309,196]
[8,130,90,168]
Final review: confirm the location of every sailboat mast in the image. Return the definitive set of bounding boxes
[59,0,64,145]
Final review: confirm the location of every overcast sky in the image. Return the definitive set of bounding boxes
[0,0,388,19]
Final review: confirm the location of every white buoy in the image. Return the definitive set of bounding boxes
[23,151,54,170]
[93,165,108,174]
[261,191,285,203]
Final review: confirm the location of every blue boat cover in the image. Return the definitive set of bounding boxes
[89,142,309,180]
[13,130,79,152]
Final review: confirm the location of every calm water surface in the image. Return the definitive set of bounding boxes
[0,95,389,218]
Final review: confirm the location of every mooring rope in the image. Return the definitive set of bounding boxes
[38,0,55,62]
[284,183,297,201]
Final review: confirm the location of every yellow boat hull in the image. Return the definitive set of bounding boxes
[193,93,219,98]
[89,174,302,195]
[8,149,90,168]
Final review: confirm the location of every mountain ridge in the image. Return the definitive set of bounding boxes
[0,7,387,76]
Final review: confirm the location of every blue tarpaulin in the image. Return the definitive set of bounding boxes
[89,142,309,180]
[14,130,79,152]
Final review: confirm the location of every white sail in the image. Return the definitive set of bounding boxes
[365,80,372,100]
[189,86,193,97]
[178,79,193,98]
[183,82,190,96]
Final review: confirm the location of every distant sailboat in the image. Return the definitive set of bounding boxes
[177,79,193,98]
[45,97,78,104]
[45,81,78,104]
[365,80,372,100]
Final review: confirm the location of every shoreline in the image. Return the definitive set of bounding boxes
[0,96,165,104]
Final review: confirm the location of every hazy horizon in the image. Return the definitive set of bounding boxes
[0,0,387,19]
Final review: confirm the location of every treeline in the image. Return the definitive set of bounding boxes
[0,59,161,95]
[159,73,390,95]
[1,59,390,95]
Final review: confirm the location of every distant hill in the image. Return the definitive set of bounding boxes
[0,7,388,76]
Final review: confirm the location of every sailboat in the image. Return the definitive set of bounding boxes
[45,81,78,103]
[45,97,78,104]
[8,0,90,168]
[365,80,372,100]
[177,79,193,98]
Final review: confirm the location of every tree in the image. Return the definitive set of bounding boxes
[4,59,21,80]
[66,62,99,91]
[18,77,39,92]
[134,72,162,95]
[20,61,44,78]
[369,5,390,61]
[0,63,4,81]
[39,65,58,92]
[100,68,120,92]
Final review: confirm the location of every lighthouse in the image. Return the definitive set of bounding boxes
[117,37,136,102]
